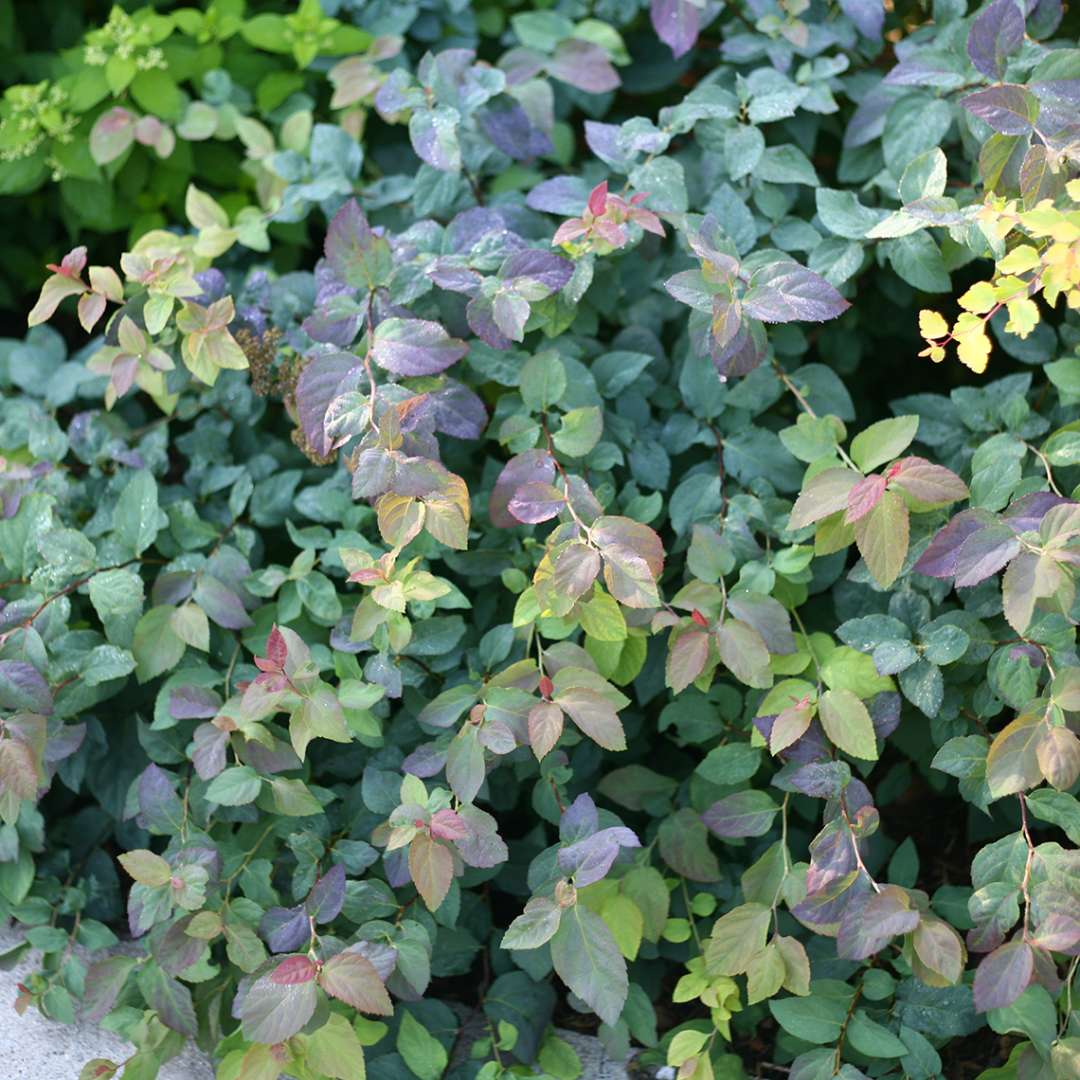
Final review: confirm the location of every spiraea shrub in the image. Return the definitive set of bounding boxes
[3,0,1080,1078]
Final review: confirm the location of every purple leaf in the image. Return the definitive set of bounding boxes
[742,262,851,324]
[560,793,599,843]
[478,96,553,159]
[306,864,346,924]
[557,826,640,886]
[547,40,620,94]
[1003,492,1071,532]
[169,685,222,720]
[153,571,195,606]
[302,308,361,348]
[968,0,1026,81]
[500,249,574,294]
[445,207,515,254]
[295,350,365,459]
[712,317,768,378]
[428,382,487,440]
[466,292,513,350]
[193,574,253,630]
[324,199,393,290]
[913,510,996,578]
[191,723,228,780]
[702,791,780,838]
[136,764,184,834]
[777,759,851,798]
[526,176,591,215]
[1026,0,1063,36]
[489,450,555,528]
[455,804,509,868]
[651,0,700,59]
[427,259,484,295]
[0,660,52,714]
[869,692,902,739]
[1031,80,1080,137]
[973,940,1034,1011]
[341,940,398,983]
[261,905,311,954]
[839,0,885,38]
[508,481,565,524]
[726,592,797,655]
[962,85,1040,135]
[846,85,903,147]
[584,121,623,167]
[372,318,468,376]
[402,742,448,777]
[952,524,1020,587]
[836,886,920,959]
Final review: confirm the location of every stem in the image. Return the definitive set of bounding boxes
[839,795,882,894]
[1024,441,1063,497]
[769,795,792,931]
[790,605,822,686]
[772,361,860,471]
[0,557,159,647]
[680,878,704,949]
[541,418,589,533]
[706,422,728,522]
[1018,793,1035,940]
[364,290,378,421]
[833,982,864,1072]
[1062,955,1079,1038]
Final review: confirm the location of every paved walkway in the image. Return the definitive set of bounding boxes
[0,928,632,1079]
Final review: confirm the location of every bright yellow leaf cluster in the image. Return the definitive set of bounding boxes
[918,180,1080,375]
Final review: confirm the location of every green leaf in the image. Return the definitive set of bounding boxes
[818,688,878,760]
[704,903,771,976]
[206,766,263,806]
[579,590,627,642]
[132,606,185,683]
[114,471,166,556]
[118,849,171,887]
[552,406,603,458]
[846,1010,908,1058]
[306,1013,367,1080]
[502,897,562,949]
[550,903,628,1027]
[769,980,854,1044]
[853,490,909,588]
[396,1012,448,1080]
[849,416,919,472]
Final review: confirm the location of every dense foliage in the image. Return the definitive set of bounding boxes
[3,1,1080,1078]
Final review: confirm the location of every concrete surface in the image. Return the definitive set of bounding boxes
[0,925,212,1080]
[0,927,632,1079]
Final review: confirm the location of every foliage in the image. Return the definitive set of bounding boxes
[4,0,1080,1079]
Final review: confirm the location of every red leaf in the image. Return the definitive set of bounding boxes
[430,808,469,841]
[270,955,317,985]
[587,181,608,216]
[844,474,887,524]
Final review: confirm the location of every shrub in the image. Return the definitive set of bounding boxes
[3,1,1080,1079]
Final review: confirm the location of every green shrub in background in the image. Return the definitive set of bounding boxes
[3,0,1080,1078]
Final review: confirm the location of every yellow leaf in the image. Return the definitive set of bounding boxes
[957,281,996,314]
[996,244,1040,275]
[1005,297,1040,339]
[956,331,991,374]
[918,309,948,340]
